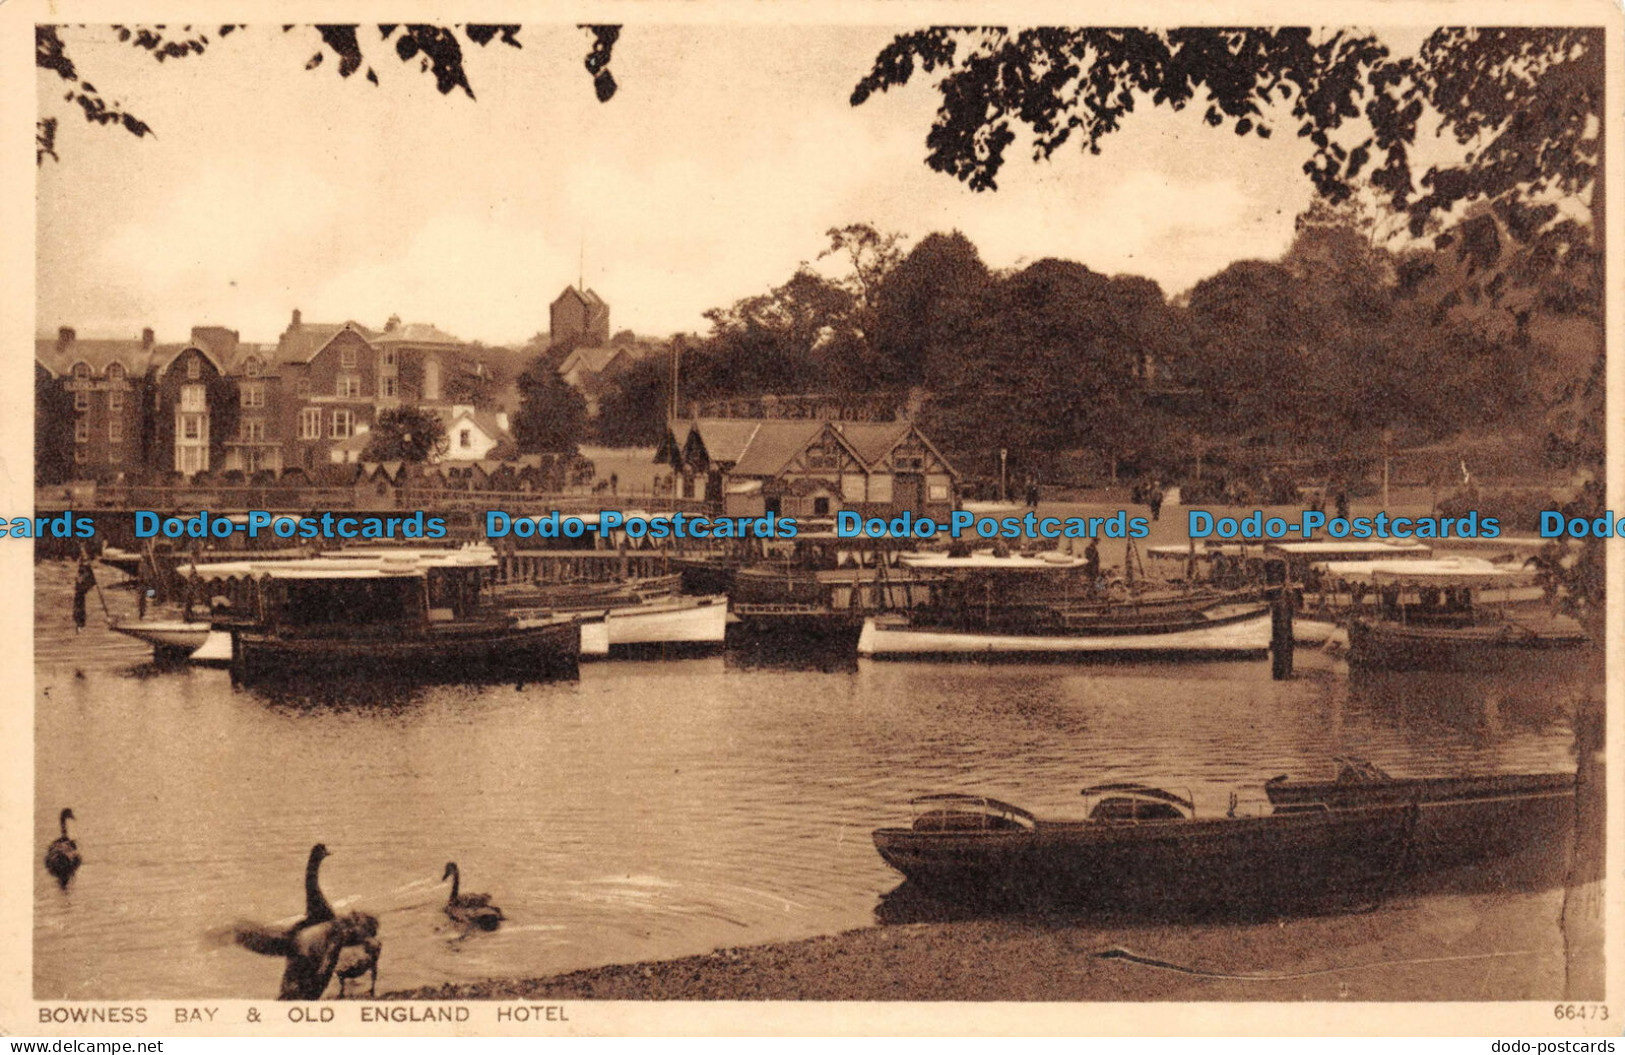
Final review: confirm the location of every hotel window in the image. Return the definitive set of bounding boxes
[187,357,201,380]
[300,408,322,440]
[241,383,265,408]
[71,362,91,380]
[341,346,358,369]
[460,428,472,449]
[380,376,398,398]
[181,415,203,441]
[383,348,397,367]
[109,419,123,443]
[180,384,206,411]
[337,374,361,398]
[74,419,89,443]
[295,377,311,396]
[107,363,125,382]
[179,446,205,474]
[244,358,262,378]
[75,445,86,463]
[240,419,266,442]
[109,390,125,412]
[109,446,122,465]
[330,410,353,439]
[74,390,89,411]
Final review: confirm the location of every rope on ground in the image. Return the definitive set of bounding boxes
[1093,945,1543,981]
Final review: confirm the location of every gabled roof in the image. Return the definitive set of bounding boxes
[373,322,463,346]
[730,421,829,477]
[558,345,628,377]
[832,421,958,479]
[443,407,512,442]
[36,336,153,378]
[553,285,607,310]
[278,321,377,363]
[823,421,907,465]
[670,418,868,479]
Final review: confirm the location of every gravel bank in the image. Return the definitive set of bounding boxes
[384,887,1580,1002]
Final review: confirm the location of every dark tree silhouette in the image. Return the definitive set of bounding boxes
[361,406,450,463]
[37,23,620,163]
[851,27,1602,308]
[512,357,588,455]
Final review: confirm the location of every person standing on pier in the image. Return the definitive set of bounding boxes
[1083,537,1101,595]
[72,556,96,632]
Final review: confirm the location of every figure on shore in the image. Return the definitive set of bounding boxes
[44,807,81,888]
[1335,491,1350,520]
[1024,477,1040,509]
[1147,483,1164,522]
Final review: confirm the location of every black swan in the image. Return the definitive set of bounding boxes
[442,862,504,931]
[296,844,335,928]
[234,843,374,999]
[44,808,81,888]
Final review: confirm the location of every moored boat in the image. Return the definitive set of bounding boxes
[727,603,866,651]
[108,618,211,658]
[227,553,581,686]
[1324,558,1587,671]
[1265,758,1575,873]
[873,785,1416,908]
[594,588,728,653]
[857,603,1271,660]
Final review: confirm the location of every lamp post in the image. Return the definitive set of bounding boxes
[1380,427,1393,509]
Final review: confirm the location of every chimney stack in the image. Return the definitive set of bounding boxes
[141,327,155,349]
[57,326,75,351]
[291,308,302,328]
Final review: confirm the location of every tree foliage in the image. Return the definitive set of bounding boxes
[35,369,77,486]
[361,405,449,463]
[36,23,620,163]
[852,28,1602,311]
[512,357,588,455]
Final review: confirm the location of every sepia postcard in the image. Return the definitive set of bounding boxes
[2,0,1621,1038]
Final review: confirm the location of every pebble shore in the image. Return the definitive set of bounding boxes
[384,886,1587,1002]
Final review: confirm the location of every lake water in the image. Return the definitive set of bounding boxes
[33,559,1591,999]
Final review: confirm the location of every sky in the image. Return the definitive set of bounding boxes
[36,24,1431,347]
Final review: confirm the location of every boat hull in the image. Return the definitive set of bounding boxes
[1264,772,1575,873]
[606,596,728,646]
[728,605,865,650]
[1346,618,1588,671]
[856,611,1272,660]
[110,620,210,655]
[230,619,580,685]
[874,804,1414,908]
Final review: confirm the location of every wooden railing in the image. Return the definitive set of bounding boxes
[41,484,708,515]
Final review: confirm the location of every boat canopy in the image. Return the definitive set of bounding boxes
[900,551,1086,570]
[1146,543,1249,560]
[1316,557,1539,587]
[1266,540,1431,558]
[1080,782,1196,811]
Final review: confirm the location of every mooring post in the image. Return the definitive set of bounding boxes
[1270,591,1294,680]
